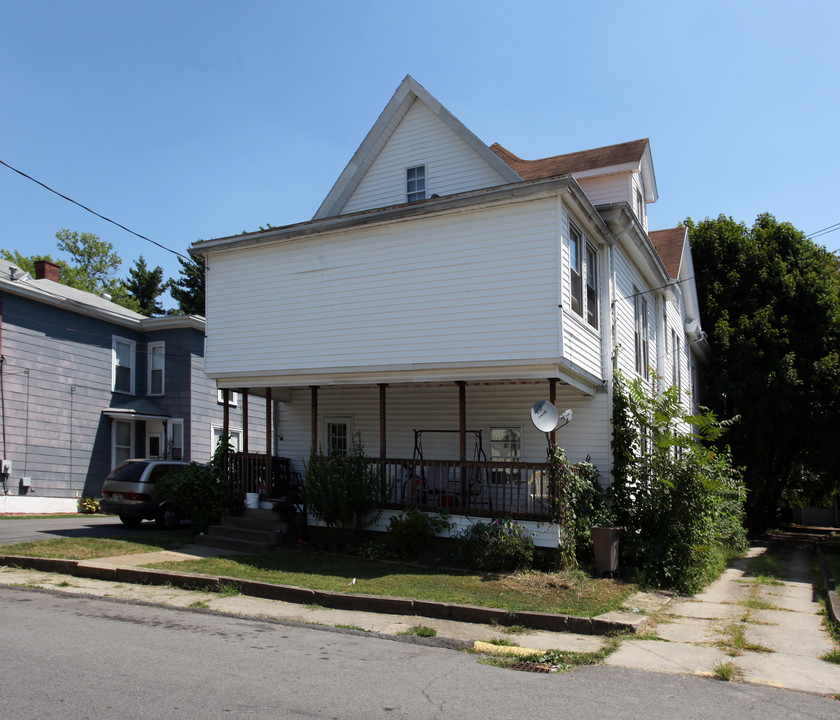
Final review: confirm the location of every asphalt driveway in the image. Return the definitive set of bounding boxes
[0,515,165,545]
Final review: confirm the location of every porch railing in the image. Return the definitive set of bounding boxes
[224,454,558,521]
[372,458,557,522]
[223,453,302,498]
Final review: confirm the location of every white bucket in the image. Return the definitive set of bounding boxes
[245,493,260,509]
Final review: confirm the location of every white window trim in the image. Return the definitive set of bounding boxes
[111,419,134,468]
[634,290,650,378]
[148,341,165,397]
[568,223,600,331]
[167,418,184,461]
[324,416,353,455]
[217,388,240,406]
[112,336,136,395]
[406,164,426,203]
[212,424,241,453]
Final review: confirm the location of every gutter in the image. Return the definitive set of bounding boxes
[192,176,614,258]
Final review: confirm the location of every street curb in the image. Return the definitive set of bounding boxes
[815,544,840,627]
[0,553,644,636]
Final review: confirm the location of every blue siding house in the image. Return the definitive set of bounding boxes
[0,260,265,512]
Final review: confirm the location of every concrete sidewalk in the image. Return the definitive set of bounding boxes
[2,535,838,696]
[606,537,840,696]
[0,545,642,656]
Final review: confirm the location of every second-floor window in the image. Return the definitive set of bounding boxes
[148,342,165,396]
[569,224,599,329]
[406,165,426,202]
[634,291,649,378]
[113,337,135,395]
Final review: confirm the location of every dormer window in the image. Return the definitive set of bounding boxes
[406,165,426,202]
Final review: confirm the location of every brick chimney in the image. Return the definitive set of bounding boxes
[34,260,61,282]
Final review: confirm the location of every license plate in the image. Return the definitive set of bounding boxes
[113,493,123,502]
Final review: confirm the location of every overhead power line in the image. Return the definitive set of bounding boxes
[807,222,840,241]
[0,158,192,263]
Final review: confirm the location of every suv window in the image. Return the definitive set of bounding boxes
[147,464,182,484]
[107,460,149,482]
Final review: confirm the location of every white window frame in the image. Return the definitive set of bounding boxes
[489,426,522,484]
[167,419,184,461]
[406,164,426,203]
[569,224,599,329]
[634,290,650,378]
[112,419,134,467]
[112,336,136,395]
[585,243,599,329]
[672,329,681,392]
[148,341,165,396]
[212,424,241,453]
[217,388,241,406]
[324,417,353,456]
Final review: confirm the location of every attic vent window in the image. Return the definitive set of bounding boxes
[406,165,426,202]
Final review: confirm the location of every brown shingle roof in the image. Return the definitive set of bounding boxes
[489,139,649,181]
[648,227,686,278]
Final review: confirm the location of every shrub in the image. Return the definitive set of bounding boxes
[608,371,748,594]
[155,462,223,533]
[303,435,384,536]
[77,496,100,514]
[155,434,229,532]
[388,506,452,560]
[548,448,609,567]
[457,518,534,572]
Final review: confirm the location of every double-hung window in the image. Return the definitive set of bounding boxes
[634,291,649,378]
[406,165,426,202]
[569,224,599,329]
[113,337,135,395]
[148,342,165,396]
[490,427,521,484]
[325,418,352,456]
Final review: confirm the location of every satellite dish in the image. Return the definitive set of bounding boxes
[530,401,559,433]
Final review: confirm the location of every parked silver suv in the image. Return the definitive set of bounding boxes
[100,459,190,529]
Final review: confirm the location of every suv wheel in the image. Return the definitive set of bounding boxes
[156,506,180,530]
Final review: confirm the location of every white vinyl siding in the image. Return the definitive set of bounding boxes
[341,99,510,214]
[205,198,563,378]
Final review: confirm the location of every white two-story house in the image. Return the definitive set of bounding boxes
[191,76,708,544]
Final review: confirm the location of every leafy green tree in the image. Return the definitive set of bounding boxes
[55,228,122,293]
[686,213,840,531]
[168,255,205,316]
[124,254,168,316]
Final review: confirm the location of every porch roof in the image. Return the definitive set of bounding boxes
[102,397,171,422]
[213,357,606,397]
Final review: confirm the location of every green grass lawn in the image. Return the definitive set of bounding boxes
[147,548,634,617]
[822,536,840,584]
[0,531,194,560]
[0,533,635,617]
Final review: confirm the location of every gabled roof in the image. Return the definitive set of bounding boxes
[649,227,687,279]
[0,261,204,331]
[313,75,522,220]
[491,138,658,203]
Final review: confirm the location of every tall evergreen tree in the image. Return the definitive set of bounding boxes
[124,254,168,316]
[687,213,840,531]
[168,255,205,316]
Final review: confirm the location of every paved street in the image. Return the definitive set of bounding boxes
[2,586,838,720]
[0,515,150,545]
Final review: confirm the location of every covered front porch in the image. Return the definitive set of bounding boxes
[219,376,606,524]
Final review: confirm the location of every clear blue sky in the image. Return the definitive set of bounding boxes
[2,1,838,307]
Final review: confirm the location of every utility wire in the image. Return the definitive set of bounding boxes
[807,222,840,241]
[0,158,192,263]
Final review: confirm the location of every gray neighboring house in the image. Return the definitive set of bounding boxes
[0,259,264,513]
